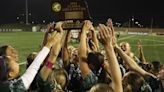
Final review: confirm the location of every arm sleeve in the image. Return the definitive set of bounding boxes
[20,47,50,90]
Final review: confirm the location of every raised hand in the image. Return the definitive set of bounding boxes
[42,22,63,47]
[54,21,64,32]
[45,31,58,48]
[106,18,113,27]
[82,20,93,33]
[47,22,55,33]
[137,39,142,49]
[106,18,118,48]
[89,22,95,32]
[98,24,123,92]
[106,18,114,36]
[97,24,113,46]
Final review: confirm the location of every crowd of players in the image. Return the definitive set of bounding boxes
[0,19,164,92]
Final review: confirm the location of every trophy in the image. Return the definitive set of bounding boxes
[51,0,92,30]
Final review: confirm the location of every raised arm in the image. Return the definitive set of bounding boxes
[78,20,92,78]
[42,22,56,47]
[138,40,147,63]
[98,24,122,92]
[62,31,71,67]
[115,44,155,78]
[20,24,60,90]
[90,24,99,51]
[40,21,64,81]
[106,18,114,36]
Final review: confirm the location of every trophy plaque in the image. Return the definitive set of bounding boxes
[51,0,92,29]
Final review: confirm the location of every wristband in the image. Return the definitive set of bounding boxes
[45,61,54,69]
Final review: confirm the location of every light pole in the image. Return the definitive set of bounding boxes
[150,18,153,33]
[128,18,131,28]
[132,17,134,27]
[25,0,29,25]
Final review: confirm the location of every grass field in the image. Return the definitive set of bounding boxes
[117,34,164,63]
[0,32,164,74]
[0,32,44,74]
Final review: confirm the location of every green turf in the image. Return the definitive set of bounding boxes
[0,32,44,74]
[0,32,164,74]
[117,35,164,63]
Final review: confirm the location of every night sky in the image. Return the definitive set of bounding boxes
[0,0,164,27]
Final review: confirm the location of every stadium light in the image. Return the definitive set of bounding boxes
[135,21,139,24]
[32,21,34,24]
[16,17,20,20]
[43,20,46,23]
[21,14,25,16]
[132,18,134,21]
[131,18,134,27]
[138,24,141,27]
[29,13,31,16]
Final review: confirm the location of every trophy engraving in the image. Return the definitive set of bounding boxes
[51,0,91,29]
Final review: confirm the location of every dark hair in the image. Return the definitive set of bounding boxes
[87,52,108,84]
[0,45,8,56]
[151,61,161,71]
[0,56,8,81]
[88,39,94,50]
[98,68,111,84]
[139,63,152,72]
[123,72,146,92]
[87,52,104,72]
[145,75,162,92]
[26,52,37,68]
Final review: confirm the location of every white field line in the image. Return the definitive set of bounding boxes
[118,35,136,41]
[130,44,164,46]
[130,38,164,43]
[19,62,26,66]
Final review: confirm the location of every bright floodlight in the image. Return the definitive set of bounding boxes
[135,21,138,24]
[132,18,134,21]
[16,17,20,20]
